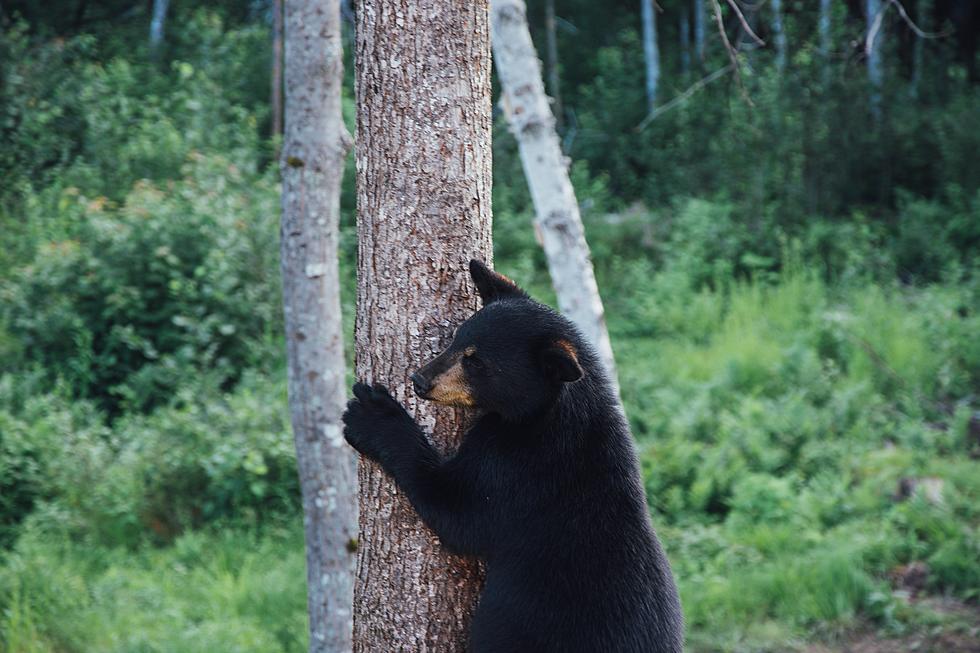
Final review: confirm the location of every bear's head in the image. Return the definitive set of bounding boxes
[410,260,586,421]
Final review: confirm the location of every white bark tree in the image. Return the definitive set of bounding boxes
[771,0,787,72]
[149,0,169,50]
[819,0,833,59]
[279,0,357,650]
[491,0,620,394]
[866,0,885,116]
[352,0,492,649]
[641,0,661,109]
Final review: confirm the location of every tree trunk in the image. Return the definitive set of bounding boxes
[271,0,284,141]
[771,0,787,72]
[866,0,884,117]
[911,0,931,97]
[819,0,832,59]
[693,0,706,64]
[352,0,492,650]
[544,0,563,131]
[279,0,357,650]
[149,0,169,50]
[640,0,661,109]
[680,8,691,75]
[491,0,620,395]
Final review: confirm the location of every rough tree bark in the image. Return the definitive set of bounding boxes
[279,0,357,650]
[271,0,283,141]
[149,0,169,50]
[640,0,661,109]
[352,0,492,650]
[491,0,620,394]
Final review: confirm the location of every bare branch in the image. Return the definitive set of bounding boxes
[867,0,950,57]
[636,64,734,131]
[726,0,764,46]
[889,0,950,39]
[709,0,751,104]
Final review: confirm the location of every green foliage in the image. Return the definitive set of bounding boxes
[1,155,281,414]
[2,2,979,651]
[0,526,307,653]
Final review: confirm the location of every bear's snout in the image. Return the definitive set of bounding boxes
[411,372,432,398]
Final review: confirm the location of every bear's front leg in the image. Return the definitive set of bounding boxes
[342,381,490,556]
[342,381,428,470]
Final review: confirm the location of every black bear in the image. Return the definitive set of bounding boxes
[343,260,683,653]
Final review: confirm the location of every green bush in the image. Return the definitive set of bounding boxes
[1,154,281,414]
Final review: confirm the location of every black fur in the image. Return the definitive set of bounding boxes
[343,260,683,652]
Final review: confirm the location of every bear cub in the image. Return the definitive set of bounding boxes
[343,260,683,653]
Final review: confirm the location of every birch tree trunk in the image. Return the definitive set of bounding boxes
[866,0,884,117]
[640,0,661,109]
[271,0,283,141]
[279,0,357,650]
[149,0,169,50]
[819,0,832,59]
[352,0,492,649]
[491,0,619,394]
[771,0,787,72]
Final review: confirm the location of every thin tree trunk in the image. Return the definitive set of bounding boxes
[911,0,931,97]
[640,0,661,109]
[279,0,357,650]
[866,0,884,117]
[819,0,832,59]
[491,0,620,395]
[771,0,787,72]
[271,0,284,141]
[149,0,169,50]
[544,0,564,130]
[694,0,706,63]
[680,8,691,75]
[352,0,492,649]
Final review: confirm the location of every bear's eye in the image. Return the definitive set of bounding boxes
[463,350,485,371]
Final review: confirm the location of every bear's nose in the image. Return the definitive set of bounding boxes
[411,372,431,398]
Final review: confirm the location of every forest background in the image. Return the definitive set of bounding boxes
[0,0,978,651]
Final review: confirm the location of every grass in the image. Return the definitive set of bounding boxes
[1,268,977,653]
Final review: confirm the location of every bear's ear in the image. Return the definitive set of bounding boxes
[539,339,584,384]
[469,259,527,305]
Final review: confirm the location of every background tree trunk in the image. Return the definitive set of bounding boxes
[491,0,620,395]
[352,0,492,650]
[149,0,169,50]
[771,0,787,72]
[544,0,563,131]
[279,0,357,650]
[819,0,832,60]
[271,0,283,141]
[680,8,691,75]
[694,0,706,64]
[640,0,661,109]
[866,0,884,116]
